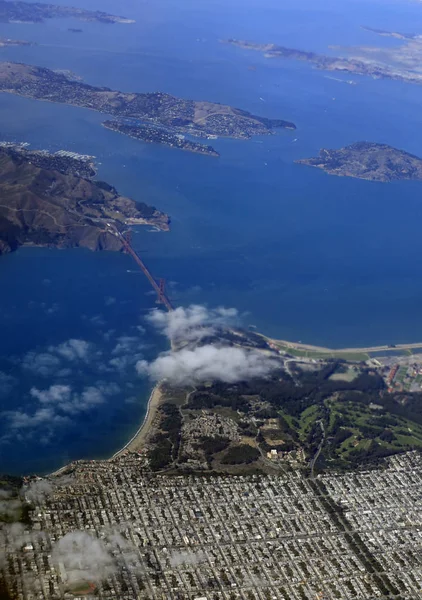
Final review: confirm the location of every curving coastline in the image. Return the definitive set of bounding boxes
[109,384,164,460]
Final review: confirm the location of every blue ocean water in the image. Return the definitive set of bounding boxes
[1,0,422,474]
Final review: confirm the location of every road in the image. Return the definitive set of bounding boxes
[310,420,325,479]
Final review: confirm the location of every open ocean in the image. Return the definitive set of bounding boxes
[1,0,422,474]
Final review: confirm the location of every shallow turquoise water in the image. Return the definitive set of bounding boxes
[1,0,422,473]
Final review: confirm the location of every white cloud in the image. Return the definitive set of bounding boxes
[30,385,72,405]
[53,339,91,361]
[112,336,143,356]
[106,336,145,372]
[21,338,92,377]
[29,384,107,416]
[78,386,106,410]
[147,305,239,343]
[22,352,61,377]
[2,382,118,436]
[4,407,70,431]
[24,480,54,505]
[51,529,141,584]
[1,522,27,552]
[0,498,22,520]
[137,344,278,385]
[169,549,207,567]
[52,531,116,584]
[108,356,132,372]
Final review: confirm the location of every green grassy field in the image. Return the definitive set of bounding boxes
[277,393,422,470]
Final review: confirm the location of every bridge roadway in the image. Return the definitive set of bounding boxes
[115,230,173,311]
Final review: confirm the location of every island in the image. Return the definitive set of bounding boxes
[223,38,422,86]
[103,121,220,157]
[296,142,422,182]
[0,0,134,24]
[0,143,169,256]
[0,62,296,143]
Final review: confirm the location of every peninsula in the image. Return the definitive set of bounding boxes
[0,144,169,256]
[0,0,134,24]
[223,38,422,85]
[361,25,421,41]
[103,121,220,157]
[296,142,422,182]
[0,62,296,141]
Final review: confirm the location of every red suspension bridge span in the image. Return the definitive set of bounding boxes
[117,230,173,312]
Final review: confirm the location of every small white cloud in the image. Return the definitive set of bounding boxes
[90,315,106,327]
[22,352,61,377]
[169,549,207,567]
[56,386,107,416]
[4,407,70,431]
[108,356,134,372]
[24,480,54,505]
[46,303,59,315]
[112,336,141,356]
[30,385,72,405]
[2,382,116,435]
[53,339,91,361]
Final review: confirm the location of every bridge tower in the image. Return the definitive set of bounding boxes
[157,278,167,305]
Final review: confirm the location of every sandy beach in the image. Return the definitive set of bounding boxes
[110,384,164,460]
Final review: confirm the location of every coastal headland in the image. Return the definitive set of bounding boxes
[0,143,169,255]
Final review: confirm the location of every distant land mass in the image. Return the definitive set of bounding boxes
[0,62,296,144]
[296,142,422,182]
[223,38,422,85]
[103,121,220,157]
[361,25,421,41]
[0,0,134,24]
[0,37,33,47]
[0,144,168,256]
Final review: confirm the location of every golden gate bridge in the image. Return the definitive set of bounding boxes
[117,230,173,312]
